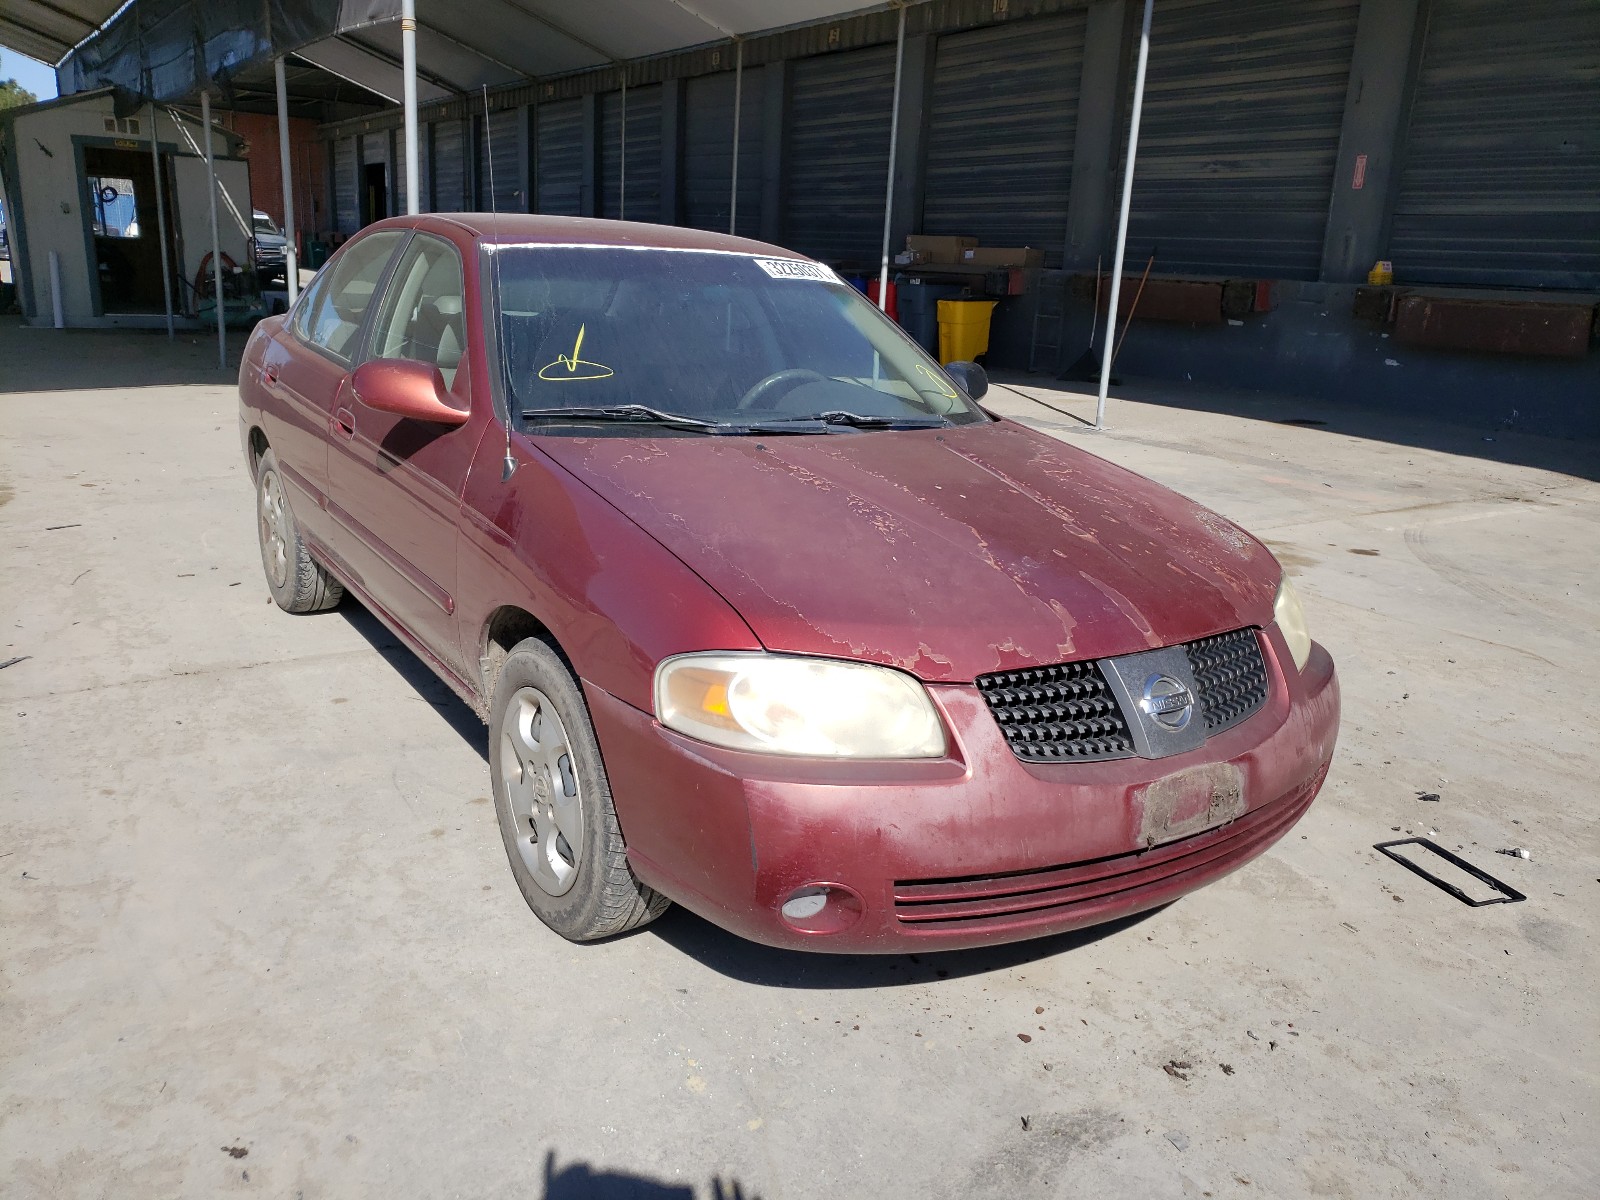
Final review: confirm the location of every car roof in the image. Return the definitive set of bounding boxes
[364,213,809,261]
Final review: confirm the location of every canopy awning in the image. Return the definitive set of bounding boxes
[0,0,125,67]
[5,0,896,107]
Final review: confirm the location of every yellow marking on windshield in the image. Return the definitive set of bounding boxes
[538,323,615,381]
[916,363,959,399]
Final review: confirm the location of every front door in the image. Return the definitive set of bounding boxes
[328,232,482,685]
[262,230,405,549]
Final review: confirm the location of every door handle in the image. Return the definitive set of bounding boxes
[262,364,280,385]
[332,408,355,440]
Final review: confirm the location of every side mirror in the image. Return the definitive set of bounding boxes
[944,360,988,401]
[350,359,468,426]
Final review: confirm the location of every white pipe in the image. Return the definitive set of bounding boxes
[49,249,64,328]
[202,89,226,370]
[728,40,742,234]
[275,58,300,304]
[877,5,907,312]
[1096,0,1155,430]
[148,103,175,338]
[401,0,420,215]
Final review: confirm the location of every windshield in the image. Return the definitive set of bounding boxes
[253,215,281,236]
[489,246,987,432]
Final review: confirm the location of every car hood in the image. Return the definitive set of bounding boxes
[255,233,286,249]
[536,419,1281,682]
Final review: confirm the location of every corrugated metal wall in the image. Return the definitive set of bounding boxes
[600,84,663,221]
[923,13,1086,265]
[333,136,358,234]
[392,130,407,214]
[784,44,898,267]
[535,99,584,216]
[684,69,765,238]
[1389,0,1600,290]
[1123,0,1360,279]
[478,107,525,212]
[432,120,469,212]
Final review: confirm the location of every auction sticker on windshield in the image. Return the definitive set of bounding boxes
[753,258,838,283]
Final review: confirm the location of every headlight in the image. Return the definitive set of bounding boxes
[654,652,946,758]
[1274,576,1312,672]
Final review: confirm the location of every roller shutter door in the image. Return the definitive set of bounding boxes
[785,45,897,267]
[923,13,1085,265]
[478,108,525,212]
[536,99,584,216]
[684,69,764,238]
[333,136,358,234]
[1124,0,1360,279]
[1390,0,1600,290]
[432,120,469,212]
[600,84,662,221]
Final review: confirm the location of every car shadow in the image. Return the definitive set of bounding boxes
[338,600,489,763]
[640,902,1165,988]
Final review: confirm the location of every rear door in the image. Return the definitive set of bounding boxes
[328,232,483,683]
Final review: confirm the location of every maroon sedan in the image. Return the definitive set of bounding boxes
[238,214,1338,953]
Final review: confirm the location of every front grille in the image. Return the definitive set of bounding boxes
[1184,628,1269,735]
[975,660,1135,762]
[977,627,1268,761]
[892,764,1326,928]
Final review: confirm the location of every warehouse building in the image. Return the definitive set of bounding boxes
[8,0,1599,435]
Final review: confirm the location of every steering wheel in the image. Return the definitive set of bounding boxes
[736,368,829,412]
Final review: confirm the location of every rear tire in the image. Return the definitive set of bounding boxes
[489,637,669,941]
[256,448,344,613]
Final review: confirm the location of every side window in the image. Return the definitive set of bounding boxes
[292,231,403,364]
[366,235,467,389]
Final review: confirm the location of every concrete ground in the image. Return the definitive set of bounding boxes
[1,318,1595,1200]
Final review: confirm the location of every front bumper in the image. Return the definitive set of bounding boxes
[589,626,1339,953]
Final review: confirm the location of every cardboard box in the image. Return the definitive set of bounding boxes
[960,246,1044,267]
[906,234,977,263]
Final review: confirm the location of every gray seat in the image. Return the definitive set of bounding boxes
[414,296,464,387]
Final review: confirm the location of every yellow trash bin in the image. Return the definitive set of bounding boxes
[937,299,998,365]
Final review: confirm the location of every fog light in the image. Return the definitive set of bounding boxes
[781,889,828,921]
[777,883,864,935]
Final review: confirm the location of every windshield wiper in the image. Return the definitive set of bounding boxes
[522,404,725,431]
[520,404,825,435]
[770,410,949,429]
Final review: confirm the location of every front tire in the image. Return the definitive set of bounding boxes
[489,638,669,941]
[256,448,344,613]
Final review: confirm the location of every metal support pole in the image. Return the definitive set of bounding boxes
[401,0,420,214]
[202,89,226,370]
[876,5,907,312]
[49,250,64,328]
[148,103,175,338]
[728,40,743,233]
[1096,0,1154,429]
[275,58,300,304]
[619,74,627,220]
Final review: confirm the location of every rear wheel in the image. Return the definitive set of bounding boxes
[256,448,343,613]
[489,637,669,941]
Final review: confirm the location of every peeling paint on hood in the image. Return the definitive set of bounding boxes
[536,419,1280,682]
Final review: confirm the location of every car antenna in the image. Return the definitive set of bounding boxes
[482,84,517,483]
